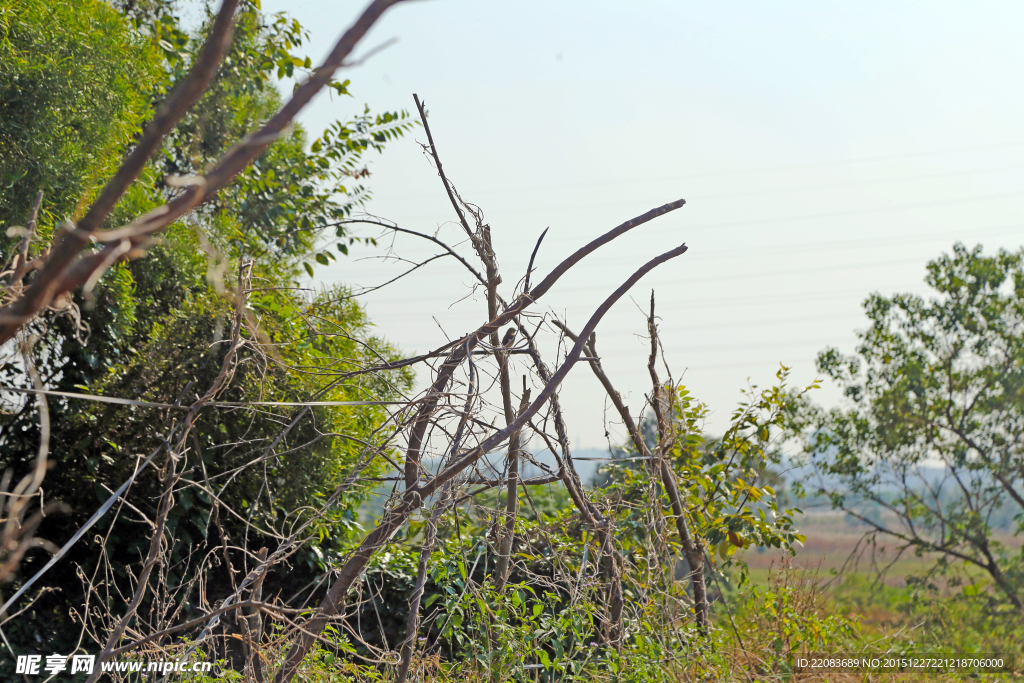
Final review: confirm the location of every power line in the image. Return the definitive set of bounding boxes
[363,283,905,329]
[504,188,1024,229]
[381,321,860,367]
[0,386,408,410]
[381,182,1024,224]
[368,290,872,356]
[595,255,923,289]
[363,253,936,311]
[685,357,822,372]
[636,311,860,333]
[379,140,1024,200]
[557,222,1024,267]
[391,309,864,356]
[644,287,885,311]
[346,220,1024,309]
[352,221,1022,282]
[664,164,1024,202]
[650,190,1024,235]
[556,336,845,357]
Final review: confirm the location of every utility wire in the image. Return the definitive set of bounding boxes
[356,221,1024,308]
[377,140,1024,200]
[0,386,409,410]
[390,185,1024,223]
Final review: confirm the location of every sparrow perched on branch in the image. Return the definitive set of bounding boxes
[500,327,517,349]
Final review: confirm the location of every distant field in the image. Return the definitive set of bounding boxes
[731,511,1024,673]
[739,511,1020,588]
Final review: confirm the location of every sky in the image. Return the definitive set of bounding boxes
[261,0,1024,449]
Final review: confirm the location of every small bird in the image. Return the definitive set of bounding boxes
[500,327,517,349]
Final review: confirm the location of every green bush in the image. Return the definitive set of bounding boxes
[0,0,159,230]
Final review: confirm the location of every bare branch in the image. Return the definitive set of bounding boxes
[270,240,688,682]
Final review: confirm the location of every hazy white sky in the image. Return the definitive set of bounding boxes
[262,0,1024,448]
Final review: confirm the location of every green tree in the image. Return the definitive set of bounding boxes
[799,243,1024,613]
[0,0,160,231]
[0,0,413,662]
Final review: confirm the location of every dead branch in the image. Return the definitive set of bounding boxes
[396,485,451,683]
[494,385,531,591]
[270,237,688,683]
[646,293,710,628]
[87,261,253,680]
[555,308,711,629]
